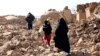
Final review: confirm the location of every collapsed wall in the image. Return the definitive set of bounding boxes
[61,6,73,23]
[76,2,99,22]
[40,2,100,23]
[85,2,98,19]
[93,6,100,19]
[40,6,73,24]
[40,9,61,23]
[76,5,86,22]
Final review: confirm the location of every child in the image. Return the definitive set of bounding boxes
[43,20,52,46]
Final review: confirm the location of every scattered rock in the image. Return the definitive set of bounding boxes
[6,50,13,56]
[3,32,12,36]
[92,51,100,56]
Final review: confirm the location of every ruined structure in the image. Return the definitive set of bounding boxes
[76,4,86,22]
[76,2,99,22]
[37,9,61,30]
[61,6,73,23]
[93,6,100,18]
[40,2,100,23]
[85,3,91,19]
[85,2,98,19]
[40,7,73,24]
[40,9,61,23]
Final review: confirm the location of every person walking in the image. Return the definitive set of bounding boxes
[25,12,35,30]
[43,20,52,47]
[53,18,70,56]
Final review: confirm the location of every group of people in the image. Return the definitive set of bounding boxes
[25,12,70,56]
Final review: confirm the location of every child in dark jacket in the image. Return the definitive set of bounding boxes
[43,20,52,46]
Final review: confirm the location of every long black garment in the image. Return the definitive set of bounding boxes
[54,18,70,53]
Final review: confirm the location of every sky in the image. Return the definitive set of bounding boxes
[0,0,99,17]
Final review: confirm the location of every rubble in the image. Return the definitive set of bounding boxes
[0,2,100,56]
[0,15,99,56]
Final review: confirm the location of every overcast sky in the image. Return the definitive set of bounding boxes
[0,0,99,16]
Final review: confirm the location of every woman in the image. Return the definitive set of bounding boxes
[54,18,70,56]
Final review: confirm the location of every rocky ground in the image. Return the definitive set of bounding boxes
[0,15,100,56]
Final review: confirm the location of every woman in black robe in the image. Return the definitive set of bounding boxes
[54,18,70,54]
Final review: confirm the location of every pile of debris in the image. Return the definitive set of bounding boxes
[68,16,100,56]
[0,14,99,56]
[0,3,99,56]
